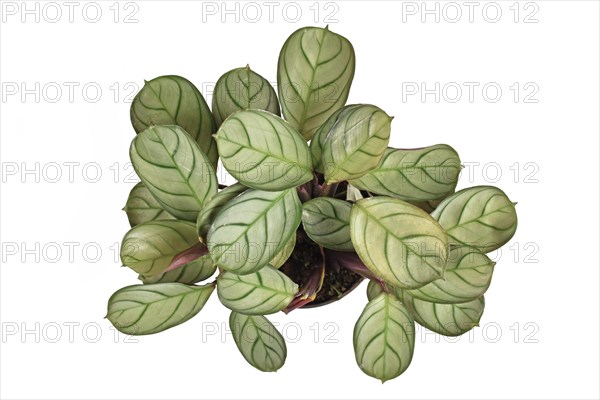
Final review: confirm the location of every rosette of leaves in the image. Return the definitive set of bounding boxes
[107,26,518,382]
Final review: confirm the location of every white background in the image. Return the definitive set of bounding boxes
[1,1,599,399]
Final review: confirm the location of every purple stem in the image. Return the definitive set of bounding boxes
[310,174,320,197]
[297,186,311,203]
[165,242,208,272]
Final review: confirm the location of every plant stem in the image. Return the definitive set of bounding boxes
[322,182,339,197]
[310,174,320,197]
[297,185,311,203]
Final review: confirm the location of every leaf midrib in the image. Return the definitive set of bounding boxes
[109,285,208,318]
[215,191,291,257]
[219,128,311,171]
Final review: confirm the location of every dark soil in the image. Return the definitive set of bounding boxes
[306,258,363,307]
[281,230,363,308]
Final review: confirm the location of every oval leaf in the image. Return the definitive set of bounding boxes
[230,312,287,372]
[350,197,449,289]
[217,266,299,315]
[354,293,415,383]
[196,183,247,242]
[277,26,355,140]
[106,283,214,335]
[349,145,461,201]
[431,186,518,253]
[140,255,216,285]
[123,182,174,227]
[207,188,302,274]
[121,220,198,277]
[215,110,313,190]
[213,66,280,127]
[403,293,485,337]
[407,246,494,304]
[321,104,392,183]
[270,233,296,269]
[130,125,218,222]
[302,197,353,251]
[309,105,363,173]
[130,75,218,167]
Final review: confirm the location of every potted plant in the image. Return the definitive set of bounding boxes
[108,26,518,382]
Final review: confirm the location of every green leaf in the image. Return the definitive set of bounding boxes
[353,293,415,383]
[217,266,299,315]
[130,125,218,222]
[321,104,392,183]
[140,255,216,285]
[212,66,280,127]
[350,197,448,289]
[196,183,247,242]
[403,293,485,337]
[407,245,494,304]
[230,312,287,372]
[123,182,174,227]
[270,233,296,269]
[431,186,518,253]
[302,197,353,251]
[106,283,214,335]
[215,110,313,191]
[207,188,302,274]
[120,220,198,277]
[130,75,218,167]
[366,280,384,301]
[309,105,354,173]
[277,26,355,140]
[349,145,461,201]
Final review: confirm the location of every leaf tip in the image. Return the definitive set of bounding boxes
[512,201,518,206]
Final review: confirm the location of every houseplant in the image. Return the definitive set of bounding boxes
[108,26,518,382]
